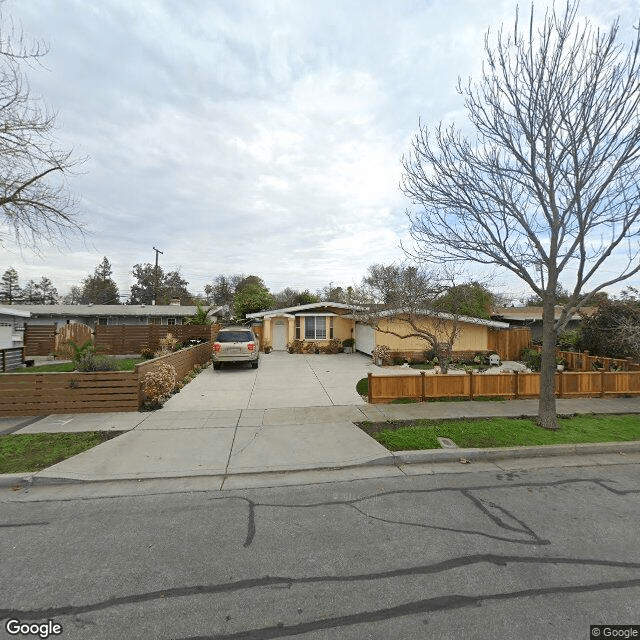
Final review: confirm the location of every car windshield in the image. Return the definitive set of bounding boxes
[216,331,253,343]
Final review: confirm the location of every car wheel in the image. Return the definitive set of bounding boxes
[213,363,221,370]
[251,361,258,369]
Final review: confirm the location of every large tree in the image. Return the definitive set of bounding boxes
[0,9,82,249]
[233,283,275,319]
[80,257,119,304]
[0,267,21,304]
[129,263,191,305]
[402,2,640,429]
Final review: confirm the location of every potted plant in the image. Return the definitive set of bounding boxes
[342,338,355,354]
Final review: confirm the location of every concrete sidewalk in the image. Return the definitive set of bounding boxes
[2,396,640,489]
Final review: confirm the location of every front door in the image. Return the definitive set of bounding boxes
[273,319,287,351]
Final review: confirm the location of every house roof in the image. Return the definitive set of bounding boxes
[360,308,510,329]
[247,302,362,319]
[0,306,31,318]
[8,304,222,318]
[493,306,597,322]
[248,302,510,329]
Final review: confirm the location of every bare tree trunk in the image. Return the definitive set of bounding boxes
[538,297,559,430]
[436,342,451,374]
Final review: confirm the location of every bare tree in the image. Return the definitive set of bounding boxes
[0,9,82,249]
[359,263,484,373]
[402,2,640,429]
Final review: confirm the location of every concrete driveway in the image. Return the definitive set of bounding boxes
[161,351,379,411]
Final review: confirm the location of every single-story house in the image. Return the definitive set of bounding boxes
[8,303,223,330]
[492,306,597,341]
[247,302,510,355]
[0,306,30,349]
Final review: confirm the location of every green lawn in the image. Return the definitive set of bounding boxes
[0,431,124,473]
[363,414,640,451]
[13,358,144,373]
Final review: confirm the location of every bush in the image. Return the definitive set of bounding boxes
[75,353,119,372]
[557,329,581,351]
[155,333,179,357]
[372,345,392,364]
[141,363,177,407]
[287,340,304,354]
[520,347,542,371]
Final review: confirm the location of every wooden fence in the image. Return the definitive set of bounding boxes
[488,327,532,361]
[24,325,57,356]
[553,349,640,372]
[367,370,640,403]
[0,342,214,416]
[0,347,25,372]
[23,323,222,357]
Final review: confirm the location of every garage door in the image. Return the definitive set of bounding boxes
[355,323,376,355]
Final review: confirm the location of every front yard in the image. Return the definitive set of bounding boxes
[358,414,640,451]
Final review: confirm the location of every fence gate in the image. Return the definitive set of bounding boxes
[55,323,94,359]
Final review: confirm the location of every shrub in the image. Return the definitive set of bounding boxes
[140,346,155,360]
[287,340,304,354]
[75,353,119,372]
[155,333,179,357]
[520,347,542,371]
[141,363,177,407]
[327,338,344,354]
[342,338,355,348]
[372,345,392,364]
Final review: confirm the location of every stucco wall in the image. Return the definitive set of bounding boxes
[375,317,489,351]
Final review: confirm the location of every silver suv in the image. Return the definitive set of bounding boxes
[212,326,259,370]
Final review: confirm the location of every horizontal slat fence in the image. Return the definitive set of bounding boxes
[0,342,214,416]
[0,371,139,416]
[0,347,25,372]
[367,370,640,403]
[24,325,57,356]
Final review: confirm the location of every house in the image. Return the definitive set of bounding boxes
[0,306,30,349]
[492,306,597,341]
[247,302,510,356]
[247,302,357,351]
[9,303,223,330]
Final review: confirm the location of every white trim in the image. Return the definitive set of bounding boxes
[247,302,362,319]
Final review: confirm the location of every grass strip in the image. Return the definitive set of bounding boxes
[365,414,640,451]
[0,431,123,473]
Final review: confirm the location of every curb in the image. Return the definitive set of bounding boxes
[393,440,640,464]
[2,441,640,488]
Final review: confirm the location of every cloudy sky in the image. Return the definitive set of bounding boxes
[2,0,638,301]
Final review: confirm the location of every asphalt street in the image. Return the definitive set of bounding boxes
[1,463,639,639]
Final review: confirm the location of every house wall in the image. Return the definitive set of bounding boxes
[374,318,489,351]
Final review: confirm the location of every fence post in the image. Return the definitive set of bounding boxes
[557,370,563,399]
[367,372,372,404]
[583,350,589,371]
[514,370,519,399]
[421,371,426,402]
[467,370,474,400]
[600,370,606,397]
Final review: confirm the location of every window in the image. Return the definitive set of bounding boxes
[295,317,301,339]
[304,316,326,340]
[149,317,161,325]
[168,318,176,325]
[330,317,334,339]
[98,318,108,326]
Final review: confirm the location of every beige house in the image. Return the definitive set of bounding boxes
[247,303,510,355]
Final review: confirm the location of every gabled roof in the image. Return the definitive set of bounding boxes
[8,304,223,318]
[247,302,362,319]
[0,306,31,318]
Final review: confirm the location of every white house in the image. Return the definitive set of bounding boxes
[0,306,30,349]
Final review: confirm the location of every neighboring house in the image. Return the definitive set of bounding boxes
[0,306,30,349]
[247,302,510,355]
[492,306,597,341]
[9,303,223,330]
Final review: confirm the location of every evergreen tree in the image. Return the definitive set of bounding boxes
[80,257,119,304]
[0,267,21,304]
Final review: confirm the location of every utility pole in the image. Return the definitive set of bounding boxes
[152,246,163,305]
